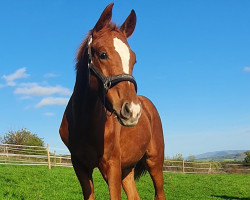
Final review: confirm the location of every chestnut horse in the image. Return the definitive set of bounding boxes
[59,3,165,200]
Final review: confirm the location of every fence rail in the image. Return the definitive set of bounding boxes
[163,160,213,174]
[0,143,72,168]
[163,160,250,174]
[1,144,249,173]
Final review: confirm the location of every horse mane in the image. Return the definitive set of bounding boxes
[75,23,121,71]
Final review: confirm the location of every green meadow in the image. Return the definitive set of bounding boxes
[0,165,249,199]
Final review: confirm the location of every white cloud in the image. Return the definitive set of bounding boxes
[1,68,71,111]
[19,82,38,87]
[19,95,32,100]
[14,83,71,96]
[36,97,69,108]
[24,105,32,110]
[44,112,55,116]
[243,67,250,72]
[44,73,58,78]
[2,67,29,86]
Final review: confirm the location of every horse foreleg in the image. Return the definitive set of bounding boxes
[146,157,166,200]
[99,158,122,199]
[122,168,141,200]
[72,160,95,200]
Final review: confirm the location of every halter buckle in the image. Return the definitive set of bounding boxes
[88,35,93,65]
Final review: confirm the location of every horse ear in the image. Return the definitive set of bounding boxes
[120,10,136,38]
[93,3,114,32]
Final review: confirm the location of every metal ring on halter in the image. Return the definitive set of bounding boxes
[103,77,112,93]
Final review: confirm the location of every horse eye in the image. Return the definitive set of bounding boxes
[98,52,108,60]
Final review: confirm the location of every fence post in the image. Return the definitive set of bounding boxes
[47,144,51,170]
[6,146,8,158]
[208,163,212,174]
[54,150,56,167]
[182,160,185,173]
[4,146,6,163]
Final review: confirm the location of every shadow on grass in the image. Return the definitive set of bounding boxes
[212,195,250,200]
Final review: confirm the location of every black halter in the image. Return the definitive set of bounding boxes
[88,63,137,94]
[87,36,137,115]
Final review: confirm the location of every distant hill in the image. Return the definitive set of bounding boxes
[194,150,247,161]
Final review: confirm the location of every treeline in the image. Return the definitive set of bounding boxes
[0,128,44,147]
[169,152,250,165]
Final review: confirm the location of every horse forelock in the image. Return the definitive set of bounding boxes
[75,31,91,70]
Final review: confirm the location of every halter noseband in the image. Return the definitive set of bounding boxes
[87,35,137,114]
[88,63,137,94]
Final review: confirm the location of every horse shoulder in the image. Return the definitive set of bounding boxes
[138,95,164,158]
[138,95,160,122]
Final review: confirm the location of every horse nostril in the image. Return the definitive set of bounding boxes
[121,102,132,120]
[125,103,131,114]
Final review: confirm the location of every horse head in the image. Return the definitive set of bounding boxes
[77,3,141,127]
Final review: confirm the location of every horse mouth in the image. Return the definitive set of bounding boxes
[116,114,140,127]
[114,104,142,127]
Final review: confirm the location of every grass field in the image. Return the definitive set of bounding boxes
[0,165,250,200]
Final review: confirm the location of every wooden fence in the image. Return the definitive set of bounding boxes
[220,163,250,174]
[163,160,212,174]
[1,144,250,174]
[0,143,72,169]
[163,160,250,174]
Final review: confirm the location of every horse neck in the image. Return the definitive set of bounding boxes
[73,59,104,118]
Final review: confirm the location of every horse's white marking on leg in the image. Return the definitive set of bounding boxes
[113,37,130,74]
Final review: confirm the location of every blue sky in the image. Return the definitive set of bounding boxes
[0,0,249,157]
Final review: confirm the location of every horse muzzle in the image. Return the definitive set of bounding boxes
[117,101,142,127]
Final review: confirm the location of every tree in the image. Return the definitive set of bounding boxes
[187,155,196,161]
[244,151,250,165]
[173,153,183,161]
[1,128,44,146]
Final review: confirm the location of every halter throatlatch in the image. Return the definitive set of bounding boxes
[87,35,138,116]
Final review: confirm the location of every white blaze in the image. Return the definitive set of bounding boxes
[113,37,130,74]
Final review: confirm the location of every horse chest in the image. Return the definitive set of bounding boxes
[120,126,151,167]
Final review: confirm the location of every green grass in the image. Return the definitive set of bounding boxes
[0,165,250,199]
